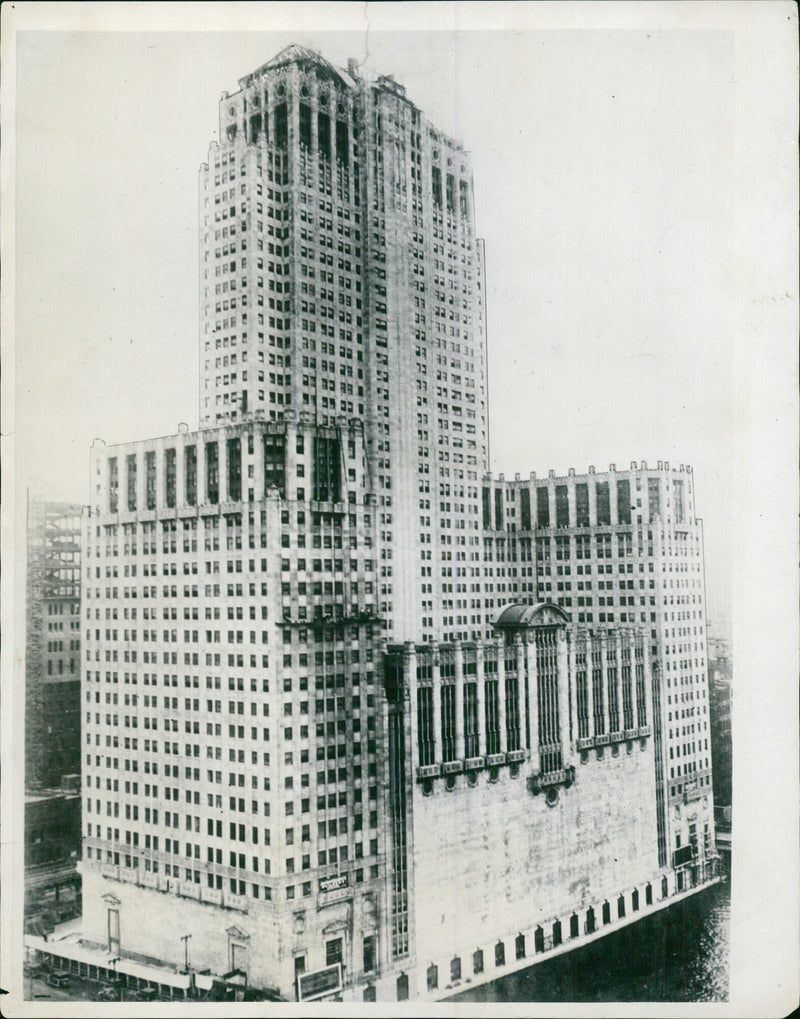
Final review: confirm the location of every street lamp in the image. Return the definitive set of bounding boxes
[181,934,193,1000]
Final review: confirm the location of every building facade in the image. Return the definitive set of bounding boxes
[25,498,82,792]
[75,46,718,1003]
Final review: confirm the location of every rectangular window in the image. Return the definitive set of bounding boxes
[126,454,137,511]
[673,480,685,523]
[482,487,492,530]
[145,451,156,510]
[440,684,456,762]
[505,675,520,752]
[484,679,500,755]
[363,935,376,973]
[519,487,531,530]
[647,478,661,522]
[206,442,219,504]
[326,938,343,968]
[417,687,435,767]
[313,435,342,503]
[109,457,119,513]
[536,487,550,528]
[616,479,631,524]
[555,485,569,527]
[165,448,176,508]
[596,481,611,525]
[463,683,478,759]
[227,438,242,502]
[575,483,589,527]
[185,446,197,506]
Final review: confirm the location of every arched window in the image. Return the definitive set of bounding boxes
[515,933,525,959]
[617,894,626,918]
[602,901,611,925]
[552,920,562,947]
[534,927,545,953]
[586,907,596,934]
[426,964,438,991]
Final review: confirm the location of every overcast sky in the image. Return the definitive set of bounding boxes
[10,7,796,641]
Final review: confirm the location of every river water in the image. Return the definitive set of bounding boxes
[449,879,730,1003]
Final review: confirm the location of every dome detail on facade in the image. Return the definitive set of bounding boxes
[493,602,571,629]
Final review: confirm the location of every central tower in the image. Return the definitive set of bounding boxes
[198,45,489,644]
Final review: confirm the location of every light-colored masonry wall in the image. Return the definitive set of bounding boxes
[81,866,382,999]
[410,743,659,966]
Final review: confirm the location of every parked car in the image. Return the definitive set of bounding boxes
[134,987,158,1001]
[46,971,70,988]
[94,986,119,1002]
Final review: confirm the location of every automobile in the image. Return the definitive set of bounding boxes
[134,987,158,1001]
[94,986,119,1002]
[45,971,70,988]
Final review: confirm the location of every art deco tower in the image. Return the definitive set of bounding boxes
[198,45,489,645]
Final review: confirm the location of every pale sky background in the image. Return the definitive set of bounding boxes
[14,21,742,635]
[4,4,799,1015]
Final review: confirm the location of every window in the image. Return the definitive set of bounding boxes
[602,901,611,924]
[570,914,579,938]
[450,956,461,982]
[396,973,409,1001]
[426,963,438,991]
[363,935,376,973]
[552,920,562,947]
[363,985,376,1002]
[472,949,484,974]
[326,937,343,968]
[515,933,525,959]
[495,941,505,967]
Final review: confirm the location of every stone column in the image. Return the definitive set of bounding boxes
[584,632,595,738]
[496,635,507,755]
[453,641,465,762]
[253,426,266,501]
[195,439,206,508]
[515,631,525,762]
[629,630,640,728]
[557,628,571,768]
[431,648,442,764]
[600,634,611,736]
[154,448,164,511]
[134,451,146,513]
[525,632,539,770]
[567,631,577,761]
[218,433,229,504]
[175,443,185,509]
[566,477,577,529]
[642,636,654,731]
[609,468,618,524]
[614,632,624,735]
[475,643,485,758]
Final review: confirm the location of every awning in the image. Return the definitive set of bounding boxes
[25,935,191,990]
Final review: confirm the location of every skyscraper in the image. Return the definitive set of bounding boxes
[64,46,718,1003]
[198,44,488,645]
